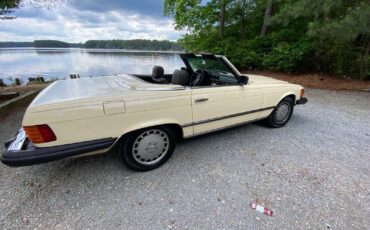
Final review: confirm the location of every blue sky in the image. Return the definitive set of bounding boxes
[0,0,184,42]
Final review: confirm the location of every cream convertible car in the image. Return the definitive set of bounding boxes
[1,53,307,171]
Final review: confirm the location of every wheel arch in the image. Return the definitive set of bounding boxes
[277,92,297,105]
[113,122,184,147]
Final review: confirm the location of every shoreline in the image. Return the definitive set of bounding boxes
[0,47,183,53]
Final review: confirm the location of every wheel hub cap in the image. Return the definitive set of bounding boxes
[132,129,169,165]
[275,102,290,123]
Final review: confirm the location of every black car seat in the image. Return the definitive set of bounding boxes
[171,69,189,86]
[152,65,169,84]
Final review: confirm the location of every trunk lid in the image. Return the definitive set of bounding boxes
[23,74,189,125]
[31,77,117,107]
[29,74,185,109]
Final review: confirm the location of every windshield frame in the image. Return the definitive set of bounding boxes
[179,53,241,85]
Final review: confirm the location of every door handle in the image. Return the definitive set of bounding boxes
[194,98,209,103]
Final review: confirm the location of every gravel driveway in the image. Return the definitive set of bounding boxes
[0,89,369,229]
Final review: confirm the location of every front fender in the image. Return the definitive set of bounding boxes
[277,91,299,104]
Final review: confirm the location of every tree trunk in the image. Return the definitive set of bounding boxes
[261,0,273,36]
[360,37,370,80]
[240,0,246,38]
[219,0,226,39]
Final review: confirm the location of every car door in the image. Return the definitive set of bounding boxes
[191,84,263,135]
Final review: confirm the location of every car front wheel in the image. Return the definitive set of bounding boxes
[265,97,294,128]
[119,126,177,171]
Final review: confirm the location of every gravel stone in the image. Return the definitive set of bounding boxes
[0,89,369,229]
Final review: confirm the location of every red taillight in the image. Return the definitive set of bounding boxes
[23,124,57,143]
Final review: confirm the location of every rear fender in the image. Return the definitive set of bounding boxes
[114,119,190,145]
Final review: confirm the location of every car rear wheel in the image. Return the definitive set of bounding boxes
[265,97,294,128]
[119,126,177,171]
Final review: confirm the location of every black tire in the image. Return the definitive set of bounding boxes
[118,126,177,171]
[265,97,294,128]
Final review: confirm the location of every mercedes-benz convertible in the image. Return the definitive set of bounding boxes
[1,53,307,171]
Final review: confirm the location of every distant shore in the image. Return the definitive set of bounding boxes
[0,39,183,51]
[0,47,182,53]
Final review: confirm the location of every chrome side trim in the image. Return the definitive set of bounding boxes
[184,117,268,138]
[181,106,275,128]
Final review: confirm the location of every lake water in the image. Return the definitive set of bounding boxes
[0,48,185,85]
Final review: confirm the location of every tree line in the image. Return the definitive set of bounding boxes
[83,39,182,50]
[0,41,33,47]
[0,39,182,50]
[0,40,80,48]
[164,0,370,79]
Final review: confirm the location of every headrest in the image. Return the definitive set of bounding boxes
[152,65,164,79]
[172,69,189,85]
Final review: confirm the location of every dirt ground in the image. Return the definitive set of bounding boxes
[243,70,370,91]
[0,84,49,104]
[0,84,49,96]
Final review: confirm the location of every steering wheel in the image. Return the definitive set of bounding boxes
[191,69,204,86]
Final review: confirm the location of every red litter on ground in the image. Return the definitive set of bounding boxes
[251,202,273,216]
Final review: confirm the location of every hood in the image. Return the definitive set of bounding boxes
[247,74,289,85]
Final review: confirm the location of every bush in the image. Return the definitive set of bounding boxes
[224,36,315,73]
[15,78,21,86]
[318,44,369,79]
[181,29,366,79]
[262,38,315,72]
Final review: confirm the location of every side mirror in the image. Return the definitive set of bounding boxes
[238,75,249,85]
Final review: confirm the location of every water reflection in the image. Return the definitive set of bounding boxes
[0,48,185,85]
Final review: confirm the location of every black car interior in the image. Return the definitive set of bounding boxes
[133,54,245,87]
[151,65,170,84]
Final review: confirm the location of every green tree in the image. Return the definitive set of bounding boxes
[1,0,63,19]
[33,40,70,48]
[271,0,370,78]
[164,0,231,40]
[82,39,182,51]
[0,0,20,19]
[165,0,370,79]
[261,0,273,36]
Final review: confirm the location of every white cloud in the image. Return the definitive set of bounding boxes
[0,2,183,42]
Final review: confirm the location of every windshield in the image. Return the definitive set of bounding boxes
[187,57,236,77]
[184,56,239,86]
